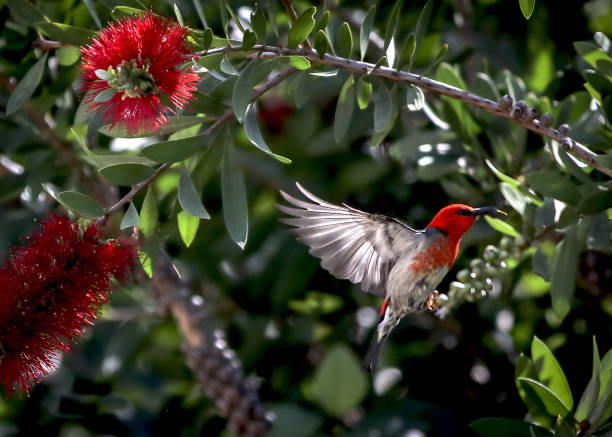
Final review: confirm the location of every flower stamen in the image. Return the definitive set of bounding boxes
[104,60,160,99]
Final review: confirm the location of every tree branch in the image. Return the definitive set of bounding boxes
[196,44,612,178]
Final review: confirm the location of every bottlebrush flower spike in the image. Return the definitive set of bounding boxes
[0,214,135,396]
[80,12,199,135]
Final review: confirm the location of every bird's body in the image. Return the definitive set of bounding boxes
[278,183,502,371]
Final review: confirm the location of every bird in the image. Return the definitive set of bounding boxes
[277,182,505,372]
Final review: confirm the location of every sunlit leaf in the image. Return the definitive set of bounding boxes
[519,0,536,20]
[288,7,316,49]
[177,210,199,247]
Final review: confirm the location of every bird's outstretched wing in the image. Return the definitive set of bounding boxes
[278,183,422,297]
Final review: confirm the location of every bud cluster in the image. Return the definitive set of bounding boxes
[436,237,518,315]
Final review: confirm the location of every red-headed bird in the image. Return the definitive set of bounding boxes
[278,183,505,372]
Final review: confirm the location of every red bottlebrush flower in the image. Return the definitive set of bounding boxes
[0,214,135,396]
[80,12,199,135]
[257,97,293,134]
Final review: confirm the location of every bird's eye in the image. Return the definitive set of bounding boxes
[457,209,472,216]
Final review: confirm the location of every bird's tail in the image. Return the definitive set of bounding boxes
[362,331,388,372]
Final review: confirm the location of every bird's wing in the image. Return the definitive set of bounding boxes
[278,183,422,297]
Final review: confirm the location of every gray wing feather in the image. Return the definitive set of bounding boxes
[278,183,420,297]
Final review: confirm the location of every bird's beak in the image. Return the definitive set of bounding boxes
[472,206,507,216]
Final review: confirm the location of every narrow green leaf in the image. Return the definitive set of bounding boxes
[383,0,402,54]
[288,7,316,49]
[359,6,376,60]
[470,418,551,437]
[279,56,311,70]
[142,134,207,163]
[99,164,155,186]
[179,164,210,219]
[177,210,199,247]
[242,29,256,51]
[518,377,571,418]
[120,202,140,229]
[56,191,104,218]
[193,0,208,28]
[111,6,146,20]
[334,75,355,143]
[99,116,205,138]
[413,0,433,65]
[424,43,448,74]
[531,336,574,411]
[312,10,330,35]
[516,354,554,429]
[600,349,612,401]
[405,84,425,111]
[519,0,536,20]
[222,131,248,249]
[93,88,116,103]
[356,76,373,110]
[35,22,96,46]
[223,0,245,33]
[244,104,291,163]
[370,104,398,148]
[57,46,80,66]
[310,345,368,418]
[251,8,266,40]
[474,72,501,101]
[338,22,353,58]
[6,54,47,116]
[594,154,612,170]
[486,160,521,188]
[526,170,580,205]
[374,81,393,133]
[574,41,612,69]
[576,337,600,421]
[484,216,520,237]
[550,224,578,320]
[173,2,184,27]
[6,0,49,27]
[232,58,260,123]
[553,417,574,437]
[139,186,158,237]
[314,30,329,56]
[201,28,213,51]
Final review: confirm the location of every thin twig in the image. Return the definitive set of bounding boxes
[196,44,612,178]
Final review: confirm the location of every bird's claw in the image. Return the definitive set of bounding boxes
[426,290,447,312]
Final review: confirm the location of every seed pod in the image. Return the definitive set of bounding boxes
[500,237,514,251]
[470,258,485,270]
[540,113,553,127]
[457,269,471,283]
[558,123,571,135]
[483,245,499,262]
[498,95,513,111]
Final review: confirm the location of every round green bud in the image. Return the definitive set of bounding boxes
[457,269,471,283]
[500,237,514,251]
[470,259,485,270]
[483,245,499,262]
[499,250,510,260]
[473,280,485,292]
[485,278,494,291]
[485,263,499,277]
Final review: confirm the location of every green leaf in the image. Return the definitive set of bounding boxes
[518,377,571,418]
[553,417,574,437]
[177,210,199,247]
[600,349,612,401]
[5,0,48,27]
[474,73,500,101]
[383,0,402,54]
[111,6,146,20]
[120,202,140,230]
[314,30,329,56]
[338,22,353,58]
[57,46,80,66]
[371,104,398,148]
[232,58,260,123]
[288,7,316,49]
[519,0,536,19]
[35,22,96,46]
[484,216,520,237]
[141,135,207,163]
[201,28,213,51]
[405,84,425,111]
[6,54,47,116]
[242,29,256,51]
[526,170,581,205]
[93,88,116,103]
[374,81,393,133]
[550,224,578,320]
[268,403,323,437]
[310,344,368,417]
[139,186,158,238]
[251,8,266,40]
[244,104,291,163]
[279,56,311,70]
[334,75,355,143]
[312,10,330,36]
[179,164,210,219]
[516,354,554,429]
[424,43,448,74]
[359,6,376,60]
[56,191,104,218]
[574,41,612,69]
[470,418,551,437]
[413,0,433,65]
[576,337,600,422]
[399,33,415,67]
[99,163,155,186]
[531,336,574,411]
[594,154,612,170]
[222,131,248,249]
[288,291,343,316]
[356,76,373,109]
[99,116,205,138]
[486,159,521,188]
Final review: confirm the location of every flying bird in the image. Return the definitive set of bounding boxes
[278,183,505,371]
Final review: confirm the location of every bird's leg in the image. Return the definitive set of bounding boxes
[426,290,447,311]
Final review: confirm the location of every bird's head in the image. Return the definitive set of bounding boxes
[425,204,506,240]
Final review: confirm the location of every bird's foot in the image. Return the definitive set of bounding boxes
[426,290,448,312]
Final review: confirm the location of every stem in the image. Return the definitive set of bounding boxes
[196,44,612,178]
